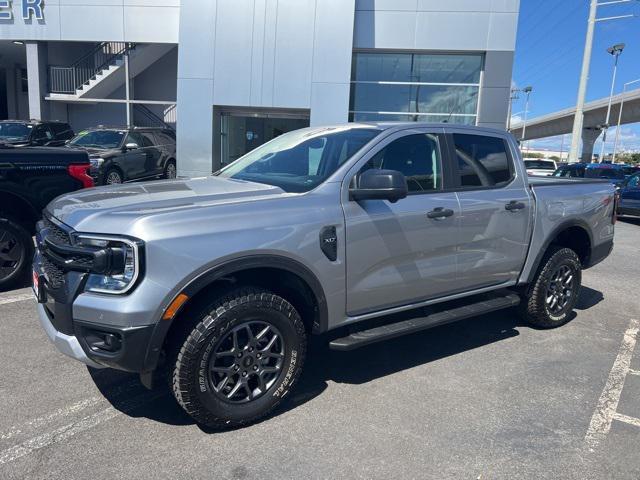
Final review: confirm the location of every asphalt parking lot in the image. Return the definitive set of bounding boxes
[0,219,639,480]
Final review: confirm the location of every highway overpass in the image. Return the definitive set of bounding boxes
[510,87,640,161]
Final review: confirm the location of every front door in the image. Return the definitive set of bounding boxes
[344,128,460,315]
[122,132,147,180]
[448,131,532,290]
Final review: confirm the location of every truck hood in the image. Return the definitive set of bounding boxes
[47,176,288,231]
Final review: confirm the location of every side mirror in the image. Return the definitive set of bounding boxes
[349,169,408,203]
[124,142,139,151]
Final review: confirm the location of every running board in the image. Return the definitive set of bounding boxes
[329,291,521,351]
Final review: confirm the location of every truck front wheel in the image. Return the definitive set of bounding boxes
[171,287,307,429]
[520,247,582,328]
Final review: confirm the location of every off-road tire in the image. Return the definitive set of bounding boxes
[0,216,33,291]
[520,246,582,328]
[171,287,307,429]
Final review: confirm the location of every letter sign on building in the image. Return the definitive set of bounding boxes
[0,0,44,20]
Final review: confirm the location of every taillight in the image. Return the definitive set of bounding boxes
[67,163,94,189]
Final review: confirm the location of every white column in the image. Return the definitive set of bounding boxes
[25,41,49,120]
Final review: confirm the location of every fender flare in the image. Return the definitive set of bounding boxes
[522,219,594,285]
[142,254,329,372]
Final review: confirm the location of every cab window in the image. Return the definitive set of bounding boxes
[453,134,512,187]
[362,134,442,193]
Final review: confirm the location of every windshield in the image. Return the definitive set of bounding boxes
[215,127,381,193]
[524,160,555,170]
[69,130,125,149]
[0,122,32,141]
[585,168,625,180]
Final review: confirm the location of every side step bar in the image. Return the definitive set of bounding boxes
[329,290,521,351]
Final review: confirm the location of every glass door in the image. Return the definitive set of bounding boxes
[218,110,310,168]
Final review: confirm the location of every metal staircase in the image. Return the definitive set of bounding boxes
[47,42,175,101]
[49,42,134,95]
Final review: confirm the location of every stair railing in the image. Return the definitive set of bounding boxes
[49,42,135,94]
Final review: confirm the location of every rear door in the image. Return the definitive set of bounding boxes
[448,130,533,291]
[343,127,461,315]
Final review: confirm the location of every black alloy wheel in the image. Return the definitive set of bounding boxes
[208,321,285,403]
[0,228,22,282]
[0,218,32,290]
[544,264,575,316]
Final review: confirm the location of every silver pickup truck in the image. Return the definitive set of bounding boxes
[33,123,616,428]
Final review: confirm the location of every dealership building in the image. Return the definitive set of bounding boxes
[0,0,519,176]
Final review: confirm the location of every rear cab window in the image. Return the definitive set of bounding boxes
[451,133,513,188]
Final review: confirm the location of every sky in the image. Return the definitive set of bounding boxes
[512,0,640,153]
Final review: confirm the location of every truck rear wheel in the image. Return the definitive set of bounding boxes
[171,287,307,429]
[520,247,582,328]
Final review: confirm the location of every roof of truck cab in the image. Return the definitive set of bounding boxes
[322,122,515,137]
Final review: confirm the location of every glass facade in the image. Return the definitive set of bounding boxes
[349,52,483,125]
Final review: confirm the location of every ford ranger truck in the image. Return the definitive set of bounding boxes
[33,124,616,429]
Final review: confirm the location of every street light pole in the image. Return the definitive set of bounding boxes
[612,77,640,163]
[598,43,625,162]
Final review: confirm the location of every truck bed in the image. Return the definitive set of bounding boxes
[527,176,610,187]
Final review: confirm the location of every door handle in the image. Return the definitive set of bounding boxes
[505,200,526,211]
[427,207,455,219]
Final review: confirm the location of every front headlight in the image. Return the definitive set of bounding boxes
[75,235,141,294]
[89,157,104,170]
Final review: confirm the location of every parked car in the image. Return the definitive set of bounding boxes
[523,158,557,176]
[620,164,640,179]
[0,120,74,147]
[618,172,640,217]
[552,162,626,187]
[66,126,177,185]
[33,123,615,429]
[0,144,92,290]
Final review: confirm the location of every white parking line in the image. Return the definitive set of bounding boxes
[584,318,640,451]
[613,412,640,428]
[0,293,34,306]
[0,397,102,441]
[0,408,120,465]
[0,391,162,465]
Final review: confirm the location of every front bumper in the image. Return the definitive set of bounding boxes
[37,302,104,369]
[33,217,160,373]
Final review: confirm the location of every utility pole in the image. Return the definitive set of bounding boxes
[568,0,598,164]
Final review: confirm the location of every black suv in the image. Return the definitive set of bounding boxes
[0,120,74,147]
[67,126,177,185]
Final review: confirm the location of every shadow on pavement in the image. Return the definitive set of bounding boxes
[88,308,525,430]
[619,216,640,226]
[576,285,604,310]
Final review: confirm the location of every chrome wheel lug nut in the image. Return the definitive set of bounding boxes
[242,371,247,377]
[256,353,262,359]
[253,365,258,371]
[234,365,239,371]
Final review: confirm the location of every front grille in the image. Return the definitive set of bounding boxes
[41,254,65,289]
[42,216,71,246]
